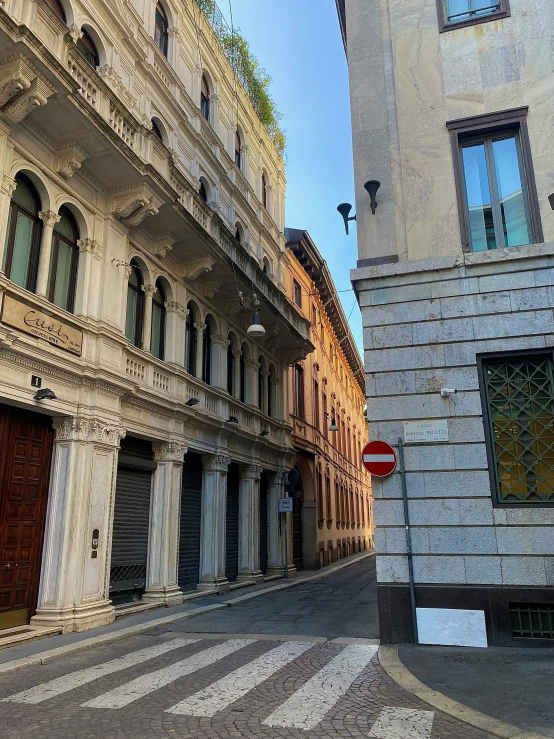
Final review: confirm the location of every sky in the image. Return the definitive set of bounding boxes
[219,0,362,353]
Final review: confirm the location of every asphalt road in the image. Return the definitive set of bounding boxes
[156,556,380,640]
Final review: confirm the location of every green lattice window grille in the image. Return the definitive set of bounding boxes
[511,603,554,639]
[483,356,554,503]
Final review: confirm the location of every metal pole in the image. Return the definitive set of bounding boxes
[398,436,418,644]
[283,512,289,578]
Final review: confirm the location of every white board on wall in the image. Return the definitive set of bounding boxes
[416,607,487,648]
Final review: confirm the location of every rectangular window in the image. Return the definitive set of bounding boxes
[294,364,305,418]
[480,353,554,505]
[293,280,302,309]
[437,0,509,31]
[313,380,320,430]
[448,109,542,254]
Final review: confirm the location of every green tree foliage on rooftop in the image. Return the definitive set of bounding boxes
[194,0,286,156]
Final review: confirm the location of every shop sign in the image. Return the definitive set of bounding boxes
[403,419,449,443]
[1,293,83,355]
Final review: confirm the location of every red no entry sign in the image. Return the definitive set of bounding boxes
[361,440,397,477]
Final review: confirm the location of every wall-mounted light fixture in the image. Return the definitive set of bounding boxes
[337,180,381,234]
[34,388,56,401]
[364,180,381,215]
[329,415,339,432]
[185,397,200,406]
[227,416,239,424]
[259,430,270,438]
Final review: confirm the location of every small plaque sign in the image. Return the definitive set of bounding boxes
[278,497,293,513]
[403,419,449,443]
[1,293,83,355]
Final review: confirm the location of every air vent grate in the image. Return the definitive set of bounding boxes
[511,603,554,639]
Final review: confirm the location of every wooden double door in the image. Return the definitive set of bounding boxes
[0,406,53,629]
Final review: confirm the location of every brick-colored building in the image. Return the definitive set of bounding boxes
[285,229,373,570]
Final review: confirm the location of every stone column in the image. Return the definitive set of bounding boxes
[211,333,228,390]
[198,454,230,593]
[237,464,264,583]
[195,322,206,380]
[32,417,126,633]
[233,350,242,398]
[35,210,60,297]
[266,469,284,577]
[75,239,103,317]
[141,283,155,351]
[143,441,187,607]
[245,358,259,406]
[262,369,269,415]
[165,302,186,365]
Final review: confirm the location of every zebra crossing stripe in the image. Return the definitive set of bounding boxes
[2,638,199,705]
[368,707,435,738]
[166,640,314,717]
[82,639,255,709]
[263,643,378,730]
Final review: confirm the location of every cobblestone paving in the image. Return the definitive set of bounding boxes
[0,633,497,738]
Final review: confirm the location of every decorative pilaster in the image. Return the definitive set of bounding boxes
[141,284,156,351]
[0,174,15,272]
[35,210,60,297]
[32,417,126,633]
[237,464,264,583]
[211,333,228,389]
[198,454,230,593]
[194,322,206,379]
[266,469,286,577]
[143,441,187,607]
[245,358,259,406]
[165,301,187,364]
[233,349,242,398]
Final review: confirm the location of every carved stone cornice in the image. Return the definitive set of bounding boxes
[38,210,60,228]
[53,417,126,446]
[203,454,230,472]
[68,24,83,43]
[1,174,15,196]
[180,255,215,281]
[78,239,103,259]
[2,75,56,124]
[153,441,187,462]
[112,183,163,227]
[240,464,263,480]
[211,333,228,348]
[55,142,88,179]
[165,301,187,319]
[0,55,36,108]
[152,232,176,259]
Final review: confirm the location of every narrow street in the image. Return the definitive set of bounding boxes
[0,559,496,738]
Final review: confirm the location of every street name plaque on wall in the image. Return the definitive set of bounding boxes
[1,293,83,355]
[403,419,449,443]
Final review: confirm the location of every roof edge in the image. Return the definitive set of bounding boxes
[335,0,347,54]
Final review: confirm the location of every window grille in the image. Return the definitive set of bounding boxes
[511,603,554,639]
[482,356,554,503]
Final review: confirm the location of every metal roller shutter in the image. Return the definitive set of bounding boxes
[259,472,268,575]
[225,463,239,582]
[178,452,203,592]
[110,438,154,604]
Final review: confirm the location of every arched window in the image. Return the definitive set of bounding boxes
[227,336,235,395]
[49,207,79,312]
[202,317,212,384]
[3,174,42,291]
[185,303,197,375]
[199,180,208,203]
[201,75,210,121]
[77,29,100,68]
[45,0,66,21]
[326,472,332,523]
[239,344,247,403]
[317,467,324,525]
[151,119,163,141]
[334,480,340,525]
[261,171,268,209]
[154,2,169,57]
[235,129,241,169]
[235,223,242,243]
[151,280,166,360]
[125,259,144,347]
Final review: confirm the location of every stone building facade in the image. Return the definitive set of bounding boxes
[339,0,554,645]
[285,229,373,571]
[0,0,312,637]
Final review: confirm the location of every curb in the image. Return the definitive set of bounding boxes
[378,646,550,739]
[0,551,374,676]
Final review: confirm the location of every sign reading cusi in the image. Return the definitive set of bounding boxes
[361,440,397,477]
[1,293,83,355]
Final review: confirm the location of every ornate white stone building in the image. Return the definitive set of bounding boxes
[0,0,312,636]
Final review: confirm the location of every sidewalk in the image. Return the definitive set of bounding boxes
[0,551,373,673]
[385,644,554,739]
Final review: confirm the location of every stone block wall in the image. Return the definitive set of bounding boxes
[352,242,554,644]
